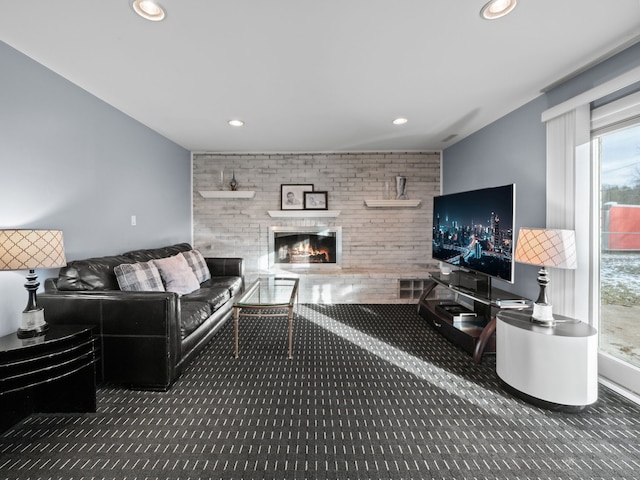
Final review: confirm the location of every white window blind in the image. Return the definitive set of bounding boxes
[591,90,640,136]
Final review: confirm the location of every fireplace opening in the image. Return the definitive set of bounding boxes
[276,233,336,264]
[269,226,342,268]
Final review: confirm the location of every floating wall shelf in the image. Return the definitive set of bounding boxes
[268,210,341,218]
[199,190,255,199]
[364,199,421,208]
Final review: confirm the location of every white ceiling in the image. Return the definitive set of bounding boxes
[1,1,640,153]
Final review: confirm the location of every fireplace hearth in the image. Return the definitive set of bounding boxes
[269,226,342,268]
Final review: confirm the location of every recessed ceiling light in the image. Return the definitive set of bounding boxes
[132,0,166,21]
[228,119,245,127]
[392,118,408,125]
[480,0,517,20]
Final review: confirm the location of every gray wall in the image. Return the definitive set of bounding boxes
[442,42,640,300]
[0,41,192,335]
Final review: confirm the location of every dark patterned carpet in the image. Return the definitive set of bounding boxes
[1,304,640,480]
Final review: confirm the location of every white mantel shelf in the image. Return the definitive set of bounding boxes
[268,210,341,218]
[199,190,255,198]
[364,199,422,208]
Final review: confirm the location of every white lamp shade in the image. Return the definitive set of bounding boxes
[0,230,67,271]
[514,228,577,270]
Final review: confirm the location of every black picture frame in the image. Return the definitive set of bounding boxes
[281,184,313,210]
[304,191,328,210]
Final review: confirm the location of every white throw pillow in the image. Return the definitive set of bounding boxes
[152,253,200,295]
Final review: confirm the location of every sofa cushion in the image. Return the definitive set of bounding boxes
[183,286,231,311]
[57,255,134,291]
[153,253,200,295]
[122,243,192,263]
[182,249,211,283]
[201,276,244,297]
[114,261,165,292]
[180,301,213,339]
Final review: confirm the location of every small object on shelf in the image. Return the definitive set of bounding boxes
[453,270,489,295]
[303,191,328,210]
[229,171,238,191]
[281,184,313,210]
[435,302,478,322]
[439,262,453,276]
[395,176,408,200]
[383,181,390,200]
[495,299,533,309]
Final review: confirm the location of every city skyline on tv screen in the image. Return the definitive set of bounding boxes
[432,184,515,283]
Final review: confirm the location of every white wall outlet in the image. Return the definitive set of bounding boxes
[131,215,137,226]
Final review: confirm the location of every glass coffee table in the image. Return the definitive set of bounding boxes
[233,277,299,359]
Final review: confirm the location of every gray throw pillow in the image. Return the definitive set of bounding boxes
[182,249,211,284]
[114,261,165,292]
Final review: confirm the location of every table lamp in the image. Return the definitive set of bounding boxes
[0,230,67,338]
[514,228,577,326]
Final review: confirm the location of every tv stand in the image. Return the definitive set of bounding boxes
[417,271,529,362]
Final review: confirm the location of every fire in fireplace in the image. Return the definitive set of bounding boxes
[276,233,335,263]
[269,226,342,268]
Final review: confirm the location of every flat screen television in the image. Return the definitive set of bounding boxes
[432,184,515,283]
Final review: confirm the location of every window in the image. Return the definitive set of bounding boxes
[592,94,640,397]
[593,123,640,371]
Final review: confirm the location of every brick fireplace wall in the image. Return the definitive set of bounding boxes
[192,152,440,303]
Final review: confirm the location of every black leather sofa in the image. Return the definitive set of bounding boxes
[39,243,244,391]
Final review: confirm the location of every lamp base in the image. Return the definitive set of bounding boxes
[17,308,49,338]
[531,303,555,326]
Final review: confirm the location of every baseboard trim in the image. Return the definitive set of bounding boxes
[599,377,640,406]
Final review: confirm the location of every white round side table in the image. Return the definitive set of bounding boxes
[496,309,598,412]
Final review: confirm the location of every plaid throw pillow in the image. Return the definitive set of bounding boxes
[114,261,165,292]
[152,253,201,295]
[182,249,211,283]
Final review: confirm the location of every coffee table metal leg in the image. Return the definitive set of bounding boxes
[288,305,293,359]
[234,306,239,358]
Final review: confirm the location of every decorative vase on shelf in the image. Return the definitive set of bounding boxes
[229,171,238,191]
[395,176,408,200]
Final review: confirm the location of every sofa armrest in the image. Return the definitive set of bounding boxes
[38,289,181,390]
[205,257,244,279]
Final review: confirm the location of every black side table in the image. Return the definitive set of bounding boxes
[0,325,97,432]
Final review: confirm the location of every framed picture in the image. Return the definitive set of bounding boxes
[281,184,313,210]
[304,191,328,210]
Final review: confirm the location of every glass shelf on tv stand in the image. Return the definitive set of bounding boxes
[429,271,524,308]
[419,271,529,363]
